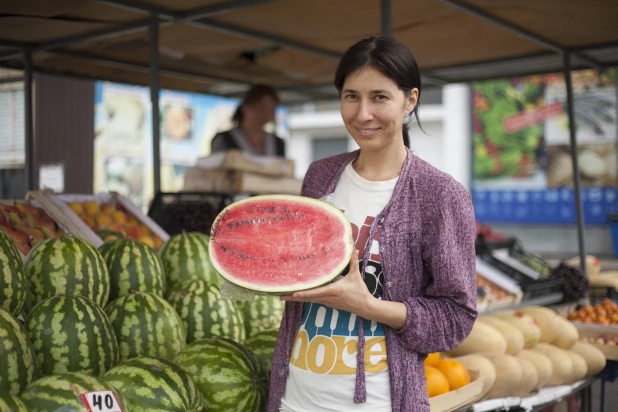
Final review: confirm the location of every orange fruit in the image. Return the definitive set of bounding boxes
[425,365,450,398]
[424,352,441,367]
[435,359,471,390]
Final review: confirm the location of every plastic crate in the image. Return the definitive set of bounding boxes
[588,285,618,304]
[147,191,236,236]
[475,241,564,300]
[507,239,552,278]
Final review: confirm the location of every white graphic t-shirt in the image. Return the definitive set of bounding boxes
[280,161,397,411]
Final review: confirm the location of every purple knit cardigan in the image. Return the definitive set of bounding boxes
[267,148,478,411]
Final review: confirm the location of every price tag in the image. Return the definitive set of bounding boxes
[80,391,123,412]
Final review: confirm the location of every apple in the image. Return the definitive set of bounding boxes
[138,224,151,237]
[68,202,85,215]
[82,214,96,229]
[83,201,100,215]
[112,210,128,224]
[124,223,141,240]
[100,203,116,215]
[139,235,156,249]
[95,213,113,227]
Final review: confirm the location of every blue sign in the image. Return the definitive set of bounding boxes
[472,188,618,224]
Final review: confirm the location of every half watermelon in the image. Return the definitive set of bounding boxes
[209,195,353,293]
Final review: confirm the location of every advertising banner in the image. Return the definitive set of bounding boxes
[471,69,617,224]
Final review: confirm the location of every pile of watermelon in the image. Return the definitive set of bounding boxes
[0,225,284,411]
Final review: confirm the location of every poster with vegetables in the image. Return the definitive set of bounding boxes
[471,68,617,224]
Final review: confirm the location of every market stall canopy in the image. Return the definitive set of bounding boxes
[0,0,617,102]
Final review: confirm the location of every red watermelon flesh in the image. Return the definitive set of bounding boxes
[209,195,353,293]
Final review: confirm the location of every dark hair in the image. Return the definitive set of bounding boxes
[232,84,280,126]
[334,36,422,147]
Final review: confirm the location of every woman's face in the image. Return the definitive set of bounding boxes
[243,95,278,127]
[340,66,417,152]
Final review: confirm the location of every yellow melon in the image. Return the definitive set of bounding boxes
[517,349,553,389]
[454,354,496,399]
[486,354,522,399]
[479,316,524,355]
[445,321,507,358]
[570,341,607,378]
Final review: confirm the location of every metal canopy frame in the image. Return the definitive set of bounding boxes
[4,0,616,272]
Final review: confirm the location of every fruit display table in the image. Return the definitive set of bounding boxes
[461,378,594,411]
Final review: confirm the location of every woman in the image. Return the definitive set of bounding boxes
[211,84,286,157]
[268,36,477,411]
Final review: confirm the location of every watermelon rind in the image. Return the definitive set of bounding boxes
[25,295,119,377]
[237,295,285,339]
[0,390,28,411]
[0,308,39,396]
[174,337,268,412]
[209,194,354,294]
[167,278,245,344]
[105,291,186,362]
[23,237,110,314]
[244,329,279,380]
[0,229,27,317]
[103,356,204,412]
[100,239,166,301]
[159,231,220,293]
[20,372,132,412]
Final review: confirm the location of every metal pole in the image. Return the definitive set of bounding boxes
[150,18,161,195]
[563,52,587,276]
[381,0,392,36]
[24,51,34,191]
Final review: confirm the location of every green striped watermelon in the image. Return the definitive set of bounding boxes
[23,237,110,314]
[239,295,285,339]
[0,229,27,317]
[167,278,245,344]
[105,291,186,362]
[244,329,278,380]
[104,356,203,412]
[160,231,220,292]
[100,239,166,301]
[0,391,28,411]
[0,308,38,396]
[20,372,132,412]
[25,295,119,377]
[174,337,268,412]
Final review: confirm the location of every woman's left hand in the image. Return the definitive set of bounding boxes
[280,250,373,318]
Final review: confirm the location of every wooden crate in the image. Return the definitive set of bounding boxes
[28,190,170,249]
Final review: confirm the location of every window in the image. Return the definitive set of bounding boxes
[312,138,348,162]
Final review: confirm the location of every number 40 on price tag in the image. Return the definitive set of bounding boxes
[80,390,123,412]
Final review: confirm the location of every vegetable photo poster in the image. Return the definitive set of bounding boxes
[471,68,617,225]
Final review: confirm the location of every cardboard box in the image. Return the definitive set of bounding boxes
[429,370,484,412]
[183,167,302,195]
[195,150,295,177]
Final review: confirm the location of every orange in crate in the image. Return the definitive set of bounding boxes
[424,352,441,367]
[425,365,450,398]
[435,359,471,390]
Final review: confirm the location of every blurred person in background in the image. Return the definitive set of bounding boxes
[211,84,286,157]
